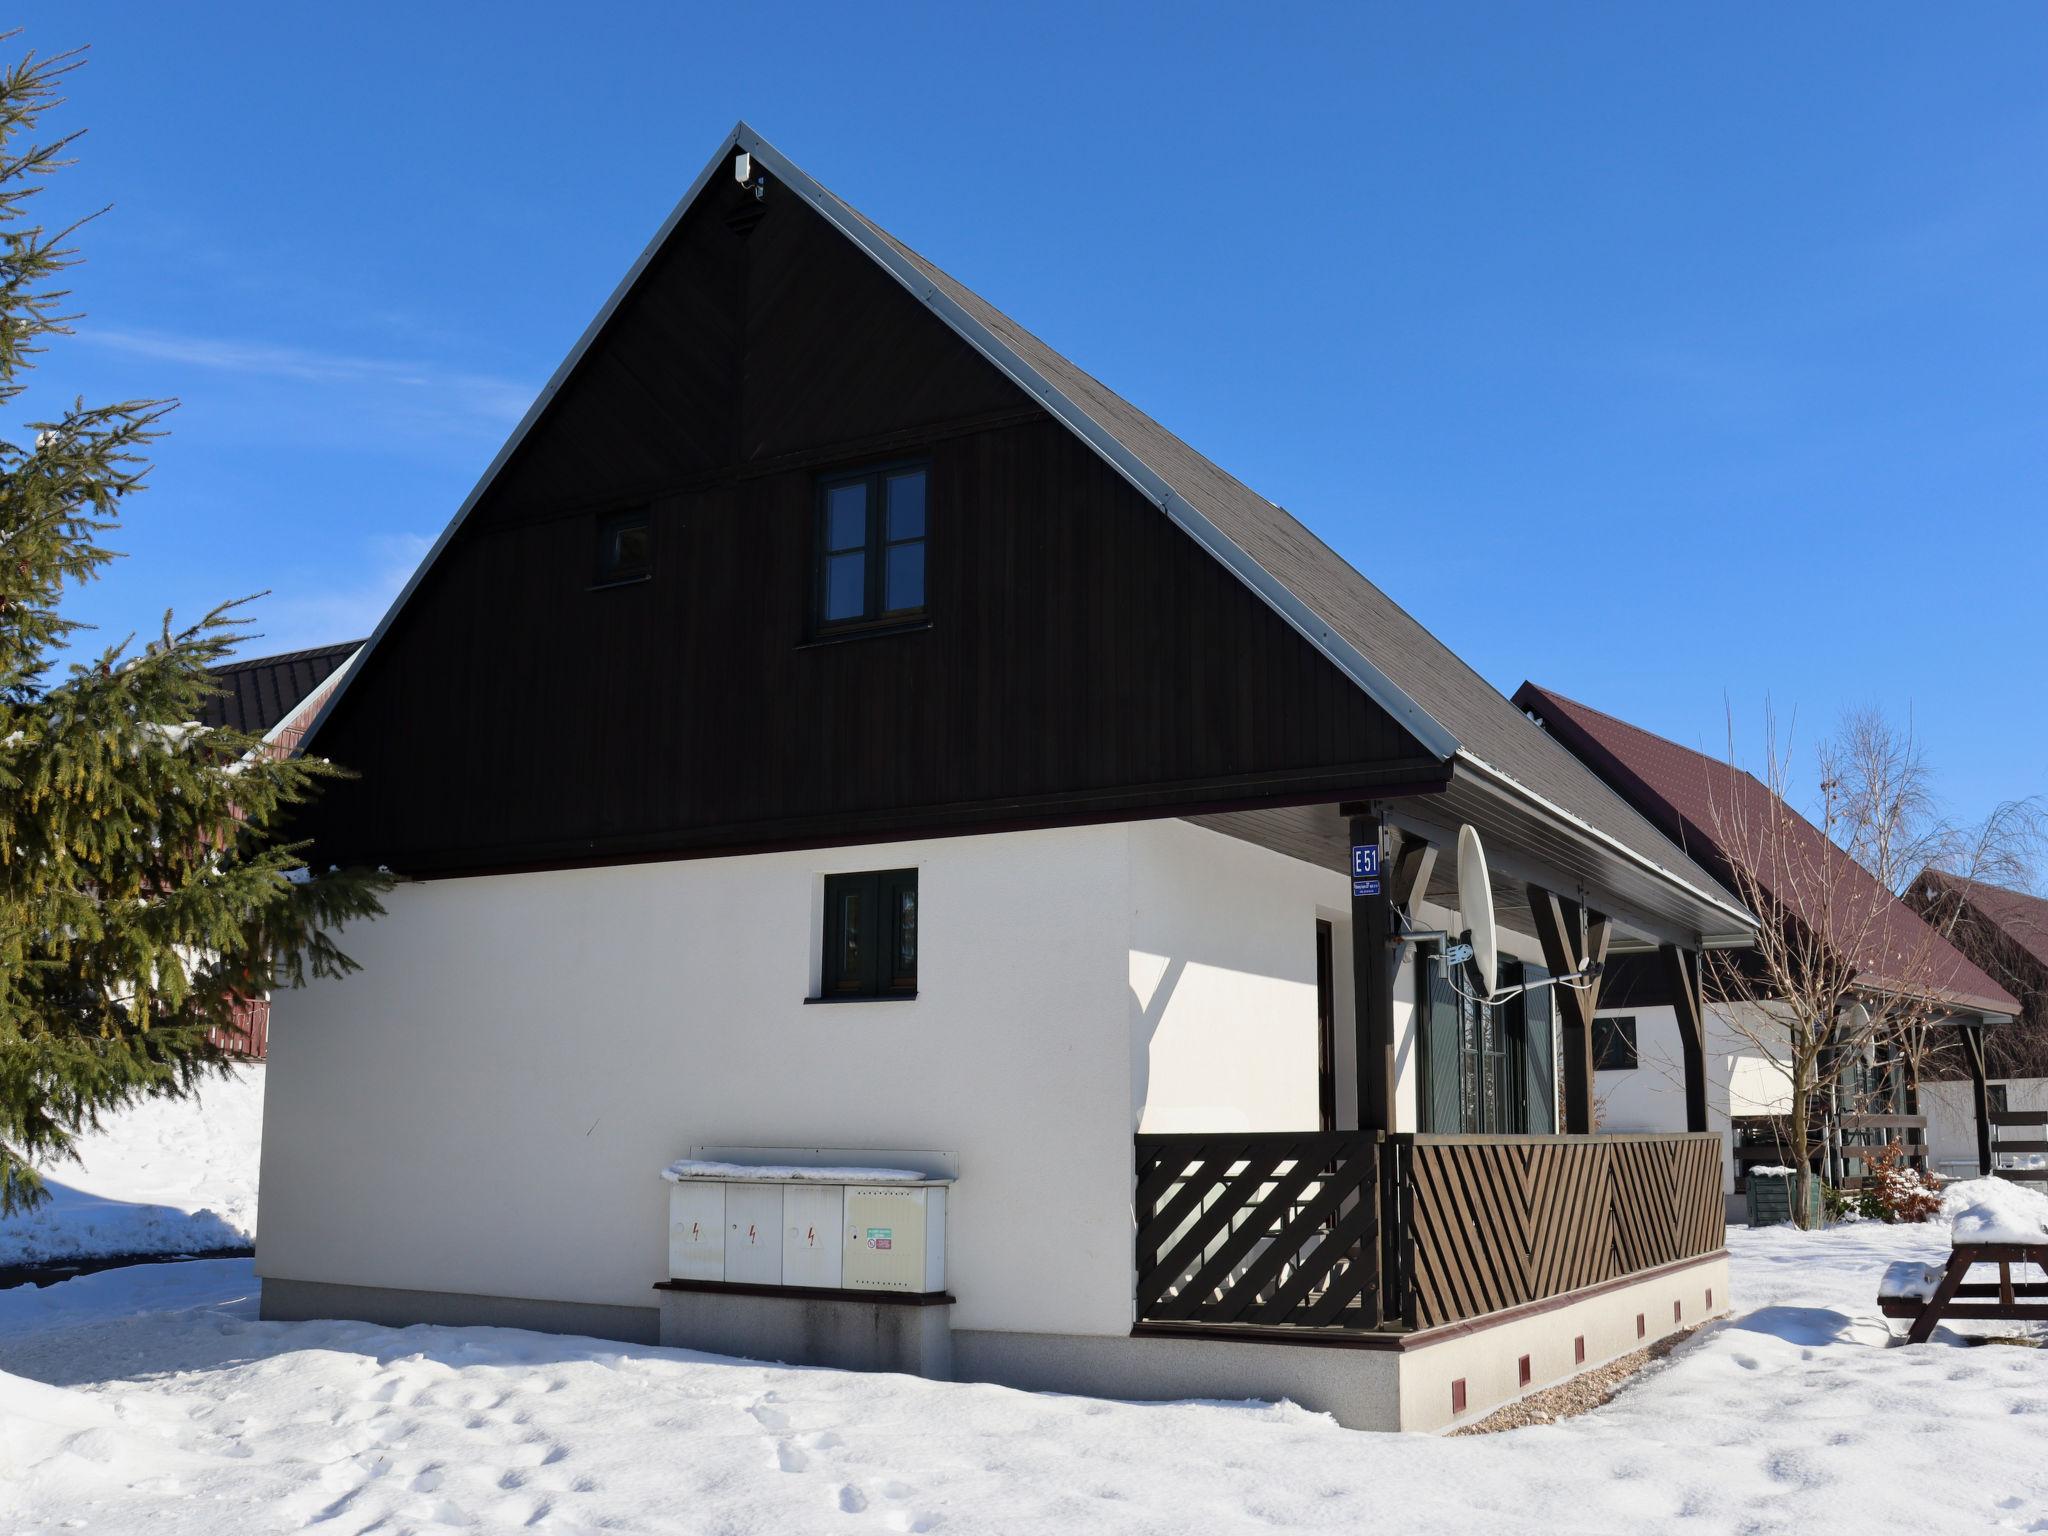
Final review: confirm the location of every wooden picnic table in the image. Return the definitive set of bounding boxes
[1879,1243,2048,1344]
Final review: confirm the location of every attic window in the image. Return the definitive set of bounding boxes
[814,464,927,634]
[595,508,651,586]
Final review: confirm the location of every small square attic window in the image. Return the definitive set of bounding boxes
[595,508,651,585]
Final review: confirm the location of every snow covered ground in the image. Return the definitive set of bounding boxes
[3,1211,2045,1535]
[0,1066,262,1267]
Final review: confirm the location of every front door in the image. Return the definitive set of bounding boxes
[1421,947,1537,1134]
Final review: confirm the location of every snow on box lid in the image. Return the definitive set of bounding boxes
[660,1159,938,1184]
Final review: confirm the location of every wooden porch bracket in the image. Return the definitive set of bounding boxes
[1529,886,1610,1135]
[1960,1022,1994,1177]
[1659,943,1710,1134]
[1391,834,1438,915]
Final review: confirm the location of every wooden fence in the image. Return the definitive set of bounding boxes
[1993,1109,2048,1183]
[1392,1132,1723,1330]
[1132,1132,1383,1331]
[205,996,270,1060]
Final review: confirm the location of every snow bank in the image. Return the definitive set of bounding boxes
[1941,1176,2048,1246]
[0,1066,262,1266]
[0,1228,2042,1534]
[661,1158,934,1183]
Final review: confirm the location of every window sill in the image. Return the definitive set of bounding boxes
[804,993,918,1005]
[795,619,931,650]
[588,573,652,592]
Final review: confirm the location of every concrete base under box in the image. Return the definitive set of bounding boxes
[655,1286,953,1378]
[260,1251,1727,1434]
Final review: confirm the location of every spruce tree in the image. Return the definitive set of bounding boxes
[0,45,387,1214]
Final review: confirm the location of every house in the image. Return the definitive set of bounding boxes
[1512,683,2019,1207]
[257,127,1756,1433]
[1906,872,2048,1180]
[195,638,364,1057]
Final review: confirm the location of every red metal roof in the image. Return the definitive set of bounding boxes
[1513,683,2020,1019]
[1918,871,2048,976]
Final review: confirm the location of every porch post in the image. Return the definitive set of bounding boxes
[1348,810,1395,1137]
[1347,808,1395,1330]
[1660,943,1710,1134]
[1960,1022,1993,1177]
[1530,886,1609,1135]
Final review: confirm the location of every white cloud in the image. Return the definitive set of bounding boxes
[86,327,531,428]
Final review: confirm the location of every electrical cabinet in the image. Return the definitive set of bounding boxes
[782,1184,845,1288]
[724,1184,784,1286]
[842,1185,947,1293]
[667,1181,725,1283]
[663,1167,948,1295]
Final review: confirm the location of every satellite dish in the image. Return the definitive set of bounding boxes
[1457,824,1498,999]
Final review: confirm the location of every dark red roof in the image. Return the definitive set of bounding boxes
[1917,872,2048,976]
[199,640,362,737]
[1514,683,2019,1019]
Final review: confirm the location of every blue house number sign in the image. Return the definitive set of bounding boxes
[1351,843,1381,898]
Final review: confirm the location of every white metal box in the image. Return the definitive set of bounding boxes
[724,1184,784,1286]
[842,1185,946,1293]
[782,1184,845,1288]
[667,1181,725,1282]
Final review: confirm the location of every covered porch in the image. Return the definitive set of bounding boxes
[1125,780,1749,1424]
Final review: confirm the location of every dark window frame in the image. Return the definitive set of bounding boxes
[593,506,652,587]
[811,460,928,637]
[1593,1015,1639,1072]
[817,868,918,1001]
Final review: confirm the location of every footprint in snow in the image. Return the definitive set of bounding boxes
[839,1484,869,1514]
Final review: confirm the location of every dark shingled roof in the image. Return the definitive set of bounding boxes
[199,640,362,736]
[818,163,1746,931]
[1515,682,2019,1019]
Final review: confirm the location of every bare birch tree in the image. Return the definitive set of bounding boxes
[1704,706,1996,1226]
[1832,706,2045,1092]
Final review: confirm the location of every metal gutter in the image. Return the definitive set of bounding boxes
[1452,749,1757,944]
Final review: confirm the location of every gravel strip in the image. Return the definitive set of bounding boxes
[1451,1327,1695,1435]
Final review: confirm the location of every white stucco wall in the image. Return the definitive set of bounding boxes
[260,824,1139,1338]
[1127,820,1354,1134]
[1923,1076,2048,1177]
[1592,998,1789,1193]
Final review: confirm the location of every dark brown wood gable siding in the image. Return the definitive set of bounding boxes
[301,182,1437,875]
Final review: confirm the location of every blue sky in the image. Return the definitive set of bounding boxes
[16,4,2047,827]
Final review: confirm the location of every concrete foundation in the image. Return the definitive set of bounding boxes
[261,1251,1727,1433]
[259,1276,659,1344]
[656,1287,953,1378]
[954,1327,1403,1429]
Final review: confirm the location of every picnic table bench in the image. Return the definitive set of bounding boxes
[1879,1244,2048,1344]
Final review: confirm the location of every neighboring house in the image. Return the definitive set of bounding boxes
[1907,873,2048,1178]
[258,127,1757,1433]
[1513,683,2019,1209]
[195,639,364,1057]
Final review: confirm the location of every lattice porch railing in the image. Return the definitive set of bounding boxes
[1132,1132,1383,1331]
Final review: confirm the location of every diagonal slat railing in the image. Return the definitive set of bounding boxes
[1132,1132,1382,1332]
[1394,1132,1723,1331]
